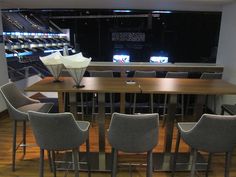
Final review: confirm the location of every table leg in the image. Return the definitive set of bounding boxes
[58,92,64,113]
[97,93,106,170]
[193,95,205,121]
[120,93,125,113]
[69,93,78,119]
[164,94,177,152]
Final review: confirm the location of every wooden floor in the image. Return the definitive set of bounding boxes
[0,114,236,177]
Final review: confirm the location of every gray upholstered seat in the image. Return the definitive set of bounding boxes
[133,70,156,113]
[107,112,159,177]
[28,111,91,177]
[90,70,114,119]
[172,114,236,177]
[0,82,53,171]
[163,72,188,124]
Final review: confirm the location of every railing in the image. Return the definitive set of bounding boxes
[2,14,23,30]
[8,65,44,82]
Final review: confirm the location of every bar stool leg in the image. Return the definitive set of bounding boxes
[225,151,232,177]
[80,93,84,121]
[221,107,225,115]
[190,149,197,177]
[111,148,118,177]
[146,150,153,177]
[206,153,212,177]
[72,149,79,177]
[86,137,91,177]
[150,94,154,113]
[12,120,17,171]
[22,121,26,156]
[39,149,44,177]
[51,151,57,177]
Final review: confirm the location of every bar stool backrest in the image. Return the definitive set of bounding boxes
[134,71,156,78]
[28,111,89,150]
[180,114,236,153]
[90,70,113,77]
[108,112,159,153]
[165,72,188,78]
[1,82,35,110]
[200,72,222,79]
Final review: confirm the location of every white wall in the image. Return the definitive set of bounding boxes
[217,2,236,106]
[0,0,225,11]
[0,11,10,112]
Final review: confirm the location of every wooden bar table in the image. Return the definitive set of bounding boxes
[26,77,236,171]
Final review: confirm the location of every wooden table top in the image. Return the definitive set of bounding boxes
[26,77,236,95]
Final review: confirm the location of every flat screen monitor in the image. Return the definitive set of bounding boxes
[150,56,168,63]
[113,54,130,63]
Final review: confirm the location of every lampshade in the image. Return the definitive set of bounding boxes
[60,53,91,88]
[39,52,64,82]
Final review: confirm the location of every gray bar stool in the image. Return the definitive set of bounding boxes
[0,82,54,171]
[163,72,188,125]
[133,70,156,114]
[107,112,159,177]
[172,114,236,177]
[200,72,222,113]
[28,111,91,177]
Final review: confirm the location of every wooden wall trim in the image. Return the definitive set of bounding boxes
[87,62,224,73]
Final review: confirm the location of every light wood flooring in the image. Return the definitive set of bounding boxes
[0,114,236,177]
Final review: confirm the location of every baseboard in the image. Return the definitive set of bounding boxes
[0,110,8,120]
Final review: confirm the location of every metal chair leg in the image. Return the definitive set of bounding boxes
[225,152,232,177]
[47,150,53,172]
[40,149,44,177]
[181,95,184,121]
[72,149,79,177]
[221,108,225,115]
[206,153,212,177]
[146,150,153,177]
[111,148,117,177]
[92,93,96,123]
[80,93,84,121]
[52,151,57,177]
[86,137,91,177]
[150,94,154,113]
[110,93,113,114]
[190,149,197,177]
[162,94,168,127]
[12,120,17,171]
[22,121,26,156]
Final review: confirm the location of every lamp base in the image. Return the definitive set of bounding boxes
[74,85,85,88]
